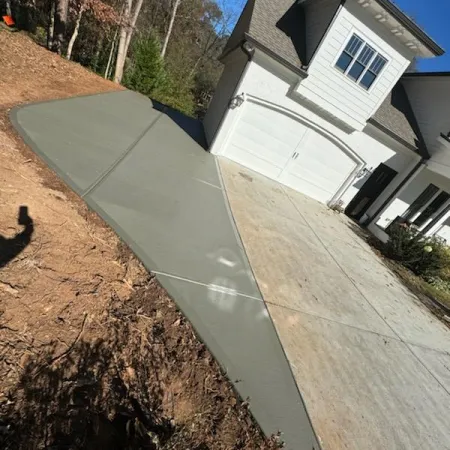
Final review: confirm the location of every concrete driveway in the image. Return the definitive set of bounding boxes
[219,158,450,450]
[11,90,319,450]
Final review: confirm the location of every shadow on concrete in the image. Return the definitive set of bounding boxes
[344,218,382,246]
[0,206,34,269]
[152,100,207,150]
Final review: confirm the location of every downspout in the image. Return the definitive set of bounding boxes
[361,157,427,227]
[207,40,254,153]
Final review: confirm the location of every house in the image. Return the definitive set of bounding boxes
[204,0,450,243]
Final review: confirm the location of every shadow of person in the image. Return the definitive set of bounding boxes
[0,206,34,269]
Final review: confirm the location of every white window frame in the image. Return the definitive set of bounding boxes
[404,185,450,232]
[333,31,388,93]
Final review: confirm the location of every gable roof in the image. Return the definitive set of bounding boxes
[222,0,307,75]
[223,0,443,71]
[370,82,429,157]
[372,0,444,57]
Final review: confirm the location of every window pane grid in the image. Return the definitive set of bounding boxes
[370,55,387,75]
[345,35,363,56]
[357,45,375,65]
[335,33,387,90]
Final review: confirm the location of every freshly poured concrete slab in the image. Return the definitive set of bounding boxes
[86,114,259,298]
[11,90,318,450]
[157,273,320,449]
[12,90,160,195]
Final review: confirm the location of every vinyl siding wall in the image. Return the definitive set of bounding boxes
[296,0,413,130]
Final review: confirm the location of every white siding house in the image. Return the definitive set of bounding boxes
[294,1,413,131]
[204,0,446,241]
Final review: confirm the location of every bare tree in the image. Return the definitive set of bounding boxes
[105,27,119,78]
[124,0,143,56]
[113,0,130,83]
[67,0,118,61]
[160,0,181,59]
[113,0,144,83]
[47,1,56,49]
[53,0,69,54]
[66,4,84,59]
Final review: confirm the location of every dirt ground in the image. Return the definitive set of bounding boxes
[0,31,280,449]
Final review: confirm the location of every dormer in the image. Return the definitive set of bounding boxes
[293,0,443,131]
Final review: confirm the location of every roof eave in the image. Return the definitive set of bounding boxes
[367,118,430,159]
[374,0,444,56]
[402,71,450,78]
[244,33,309,78]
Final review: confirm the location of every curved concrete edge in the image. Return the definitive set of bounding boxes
[9,91,321,449]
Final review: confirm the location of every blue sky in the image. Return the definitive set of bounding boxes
[395,0,449,71]
[224,0,450,72]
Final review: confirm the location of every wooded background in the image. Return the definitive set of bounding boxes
[2,0,244,116]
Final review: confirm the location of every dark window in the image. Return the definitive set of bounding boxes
[335,34,387,89]
[403,184,439,221]
[335,34,363,72]
[360,55,387,89]
[414,191,450,227]
[348,61,365,81]
[336,52,353,72]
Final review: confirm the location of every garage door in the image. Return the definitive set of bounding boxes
[222,102,357,204]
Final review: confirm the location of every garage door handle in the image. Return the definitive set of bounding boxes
[293,152,299,159]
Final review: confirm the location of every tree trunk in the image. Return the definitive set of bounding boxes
[113,0,131,83]
[5,0,12,17]
[66,7,83,60]
[161,0,181,59]
[53,0,69,54]
[92,35,103,72]
[105,28,118,79]
[123,0,143,58]
[47,1,55,49]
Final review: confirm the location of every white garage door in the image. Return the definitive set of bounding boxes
[222,103,357,204]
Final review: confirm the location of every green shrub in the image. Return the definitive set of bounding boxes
[123,35,195,116]
[384,223,450,277]
[154,74,195,117]
[123,36,169,98]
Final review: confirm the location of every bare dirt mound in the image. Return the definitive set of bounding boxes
[0,31,281,449]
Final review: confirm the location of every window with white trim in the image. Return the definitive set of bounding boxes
[335,34,388,90]
[401,184,450,231]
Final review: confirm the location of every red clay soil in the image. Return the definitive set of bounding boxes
[0,31,281,449]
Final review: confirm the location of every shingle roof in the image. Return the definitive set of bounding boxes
[370,83,428,157]
[221,0,306,74]
[248,0,305,69]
